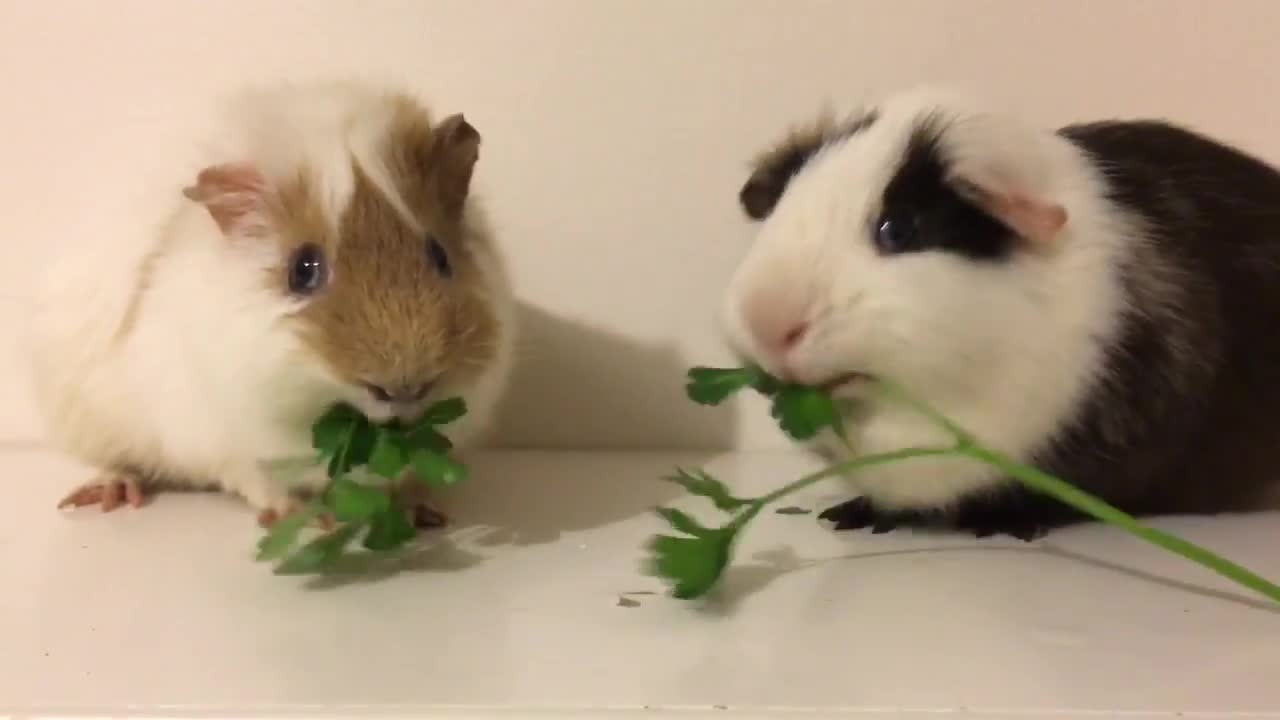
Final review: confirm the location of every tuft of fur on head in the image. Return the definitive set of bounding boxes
[739,107,880,221]
[722,86,1136,512]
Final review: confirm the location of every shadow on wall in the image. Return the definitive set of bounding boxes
[433,451,719,551]
[486,300,739,451]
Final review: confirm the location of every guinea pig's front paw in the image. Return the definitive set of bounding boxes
[236,480,332,530]
[818,496,919,534]
[255,502,336,530]
[57,470,147,512]
[393,481,448,529]
[948,506,1050,542]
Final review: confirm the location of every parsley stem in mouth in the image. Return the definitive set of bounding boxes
[655,364,1280,605]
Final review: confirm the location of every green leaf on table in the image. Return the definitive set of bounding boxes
[362,507,417,551]
[368,433,407,478]
[770,384,842,440]
[274,522,364,575]
[648,529,736,600]
[327,476,391,522]
[421,397,468,426]
[664,467,750,511]
[312,405,361,456]
[686,366,759,405]
[411,448,468,487]
[255,502,326,561]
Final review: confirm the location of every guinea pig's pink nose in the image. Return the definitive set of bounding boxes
[780,323,809,348]
[363,381,433,404]
[743,294,811,356]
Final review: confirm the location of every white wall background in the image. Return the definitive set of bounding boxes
[2,0,1279,450]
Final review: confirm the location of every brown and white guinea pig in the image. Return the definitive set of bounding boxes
[27,81,515,526]
[722,86,1280,540]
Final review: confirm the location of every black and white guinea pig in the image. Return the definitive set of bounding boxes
[721,86,1280,540]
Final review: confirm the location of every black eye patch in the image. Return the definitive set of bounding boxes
[874,119,1015,261]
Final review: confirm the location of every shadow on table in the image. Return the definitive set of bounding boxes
[702,541,1280,615]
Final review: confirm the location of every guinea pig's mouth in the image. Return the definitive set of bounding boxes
[816,371,872,393]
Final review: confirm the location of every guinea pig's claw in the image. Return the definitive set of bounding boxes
[256,505,335,530]
[411,502,448,529]
[393,479,449,529]
[57,473,146,512]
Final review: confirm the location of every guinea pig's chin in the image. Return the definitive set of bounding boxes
[787,347,874,394]
[353,401,396,424]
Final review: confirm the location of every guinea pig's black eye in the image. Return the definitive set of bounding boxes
[287,243,328,295]
[426,235,452,278]
[874,212,919,255]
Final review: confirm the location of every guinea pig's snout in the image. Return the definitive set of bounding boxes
[740,291,813,378]
[360,381,436,422]
[362,381,434,405]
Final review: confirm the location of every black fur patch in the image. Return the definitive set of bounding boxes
[739,111,879,221]
[876,117,1017,261]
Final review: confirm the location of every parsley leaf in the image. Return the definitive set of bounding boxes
[648,529,736,600]
[327,476,391,522]
[261,395,472,576]
[362,507,417,551]
[411,448,468,487]
[664,468,750,511]
[654,507,708,537]
[367,433,407,479]
[422,397,467,426]
[274,522,364,575]
[342,422,379,471]
[255,501,326,561]
[405,425,453,452]
[312,405,362,455]
[770,384,842,441]
[686,367,759,405]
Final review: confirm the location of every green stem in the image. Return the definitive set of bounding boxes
[872,377,975,445]
[958,443,1280,604]
[755,445,957,507]
[875,377,1280,604]
[721,446,954,547]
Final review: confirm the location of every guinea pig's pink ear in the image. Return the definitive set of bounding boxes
[940,115,1069,248]
[950,170,1068,247]
[432,114,481,217]
[182,163,274,238]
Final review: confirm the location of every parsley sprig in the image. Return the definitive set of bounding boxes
[257,398,469,575]
[648,366,1280,605]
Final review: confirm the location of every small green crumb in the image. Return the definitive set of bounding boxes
[775,506,812,515]
[617,597,641,608]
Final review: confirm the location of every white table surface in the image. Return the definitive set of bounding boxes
[3,446,1278,720]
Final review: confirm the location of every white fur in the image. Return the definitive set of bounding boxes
[722,87,1137,511]
[26,82,515,514]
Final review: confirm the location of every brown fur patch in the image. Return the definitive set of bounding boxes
[740,109,879,221]
[266,95,499,394]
